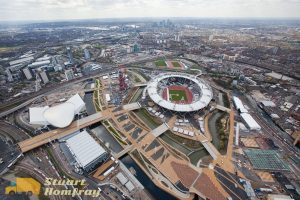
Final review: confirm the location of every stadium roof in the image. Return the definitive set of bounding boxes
[29,93,85,128]
[147,73,212,112]
[66,130,106,168]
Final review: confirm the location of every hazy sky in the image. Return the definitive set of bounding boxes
[1,0,300,21]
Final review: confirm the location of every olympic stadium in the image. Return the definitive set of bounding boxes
[146,73,213,112]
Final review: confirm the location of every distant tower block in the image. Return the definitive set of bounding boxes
[118,65,128,91]
[66,47,74,64]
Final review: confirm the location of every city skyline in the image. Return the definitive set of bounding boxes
[1,0,300,22]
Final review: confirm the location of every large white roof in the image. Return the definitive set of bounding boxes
[29,106,49,125]
[66,93,85,113]
[233,96,248,113]
[43,102,75,128]
[147,73,212,112]
[240,113,261,130]
[66,130,106,168]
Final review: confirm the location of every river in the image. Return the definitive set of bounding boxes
[120,155,178,200]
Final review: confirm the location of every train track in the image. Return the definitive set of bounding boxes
[0,121,30,142]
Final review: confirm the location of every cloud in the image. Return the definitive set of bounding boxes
[0,0,299,21]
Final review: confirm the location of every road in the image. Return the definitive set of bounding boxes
[0,121,30,142]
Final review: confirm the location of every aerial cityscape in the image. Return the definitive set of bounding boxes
[0,1,300,200]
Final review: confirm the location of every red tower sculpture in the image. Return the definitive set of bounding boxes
[118,65,127,91]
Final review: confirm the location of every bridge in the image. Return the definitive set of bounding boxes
[122,102,141,111]
[133,82,148,87]
[202,140,220,160]
[83,88,96,93]
[18,111,109,153]
[18,103,142,153]
[114,145,134,159]
[150,123,169,137]
[215,105,231,113]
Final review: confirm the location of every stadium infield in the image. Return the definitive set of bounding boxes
[155,59,167,67]
[169,90,187,101]
[162,85,193,104]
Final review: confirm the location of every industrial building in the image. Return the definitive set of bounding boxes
[233,96,248,113]
[116,172,135,192]
[66,131,108,172]
[39,71,50,84]
[233,96,261,131]
[22,67,33,80]
[28,60,51,68]
[65,69,75,81]
[240,113,261,131]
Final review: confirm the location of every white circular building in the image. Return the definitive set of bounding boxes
[146,73,213,112]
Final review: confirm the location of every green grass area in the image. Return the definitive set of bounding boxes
[169,89,187,101]
[171,61,182,68]
[134,108,160,130]
[154,59,167,67]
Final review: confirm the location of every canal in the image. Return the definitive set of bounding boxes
[91,125,123,154]
[121,155,178,200]
[83,92,96,115]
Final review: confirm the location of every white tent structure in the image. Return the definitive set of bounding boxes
[29,93,86,128]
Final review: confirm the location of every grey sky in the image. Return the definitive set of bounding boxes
[1,0,300,21]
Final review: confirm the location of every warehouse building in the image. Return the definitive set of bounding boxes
[233,96,248,113]
[241,113,261,131]
[66,131,108,172]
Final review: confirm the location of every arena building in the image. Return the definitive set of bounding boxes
[146,73,213,112]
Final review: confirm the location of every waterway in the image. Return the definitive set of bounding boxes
[129,88,143,103]
[160,132,209,165]
[83,92,96,115]
[134,109,160,130]
[91,125,123,153]
[120,155,178,200]
[208,111,229,154]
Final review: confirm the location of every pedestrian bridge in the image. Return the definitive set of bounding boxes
[215,105,231,113]
[114,145,134,159]
[134,82,148,87]
[150,123,169,137]
[122,102,141,111]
